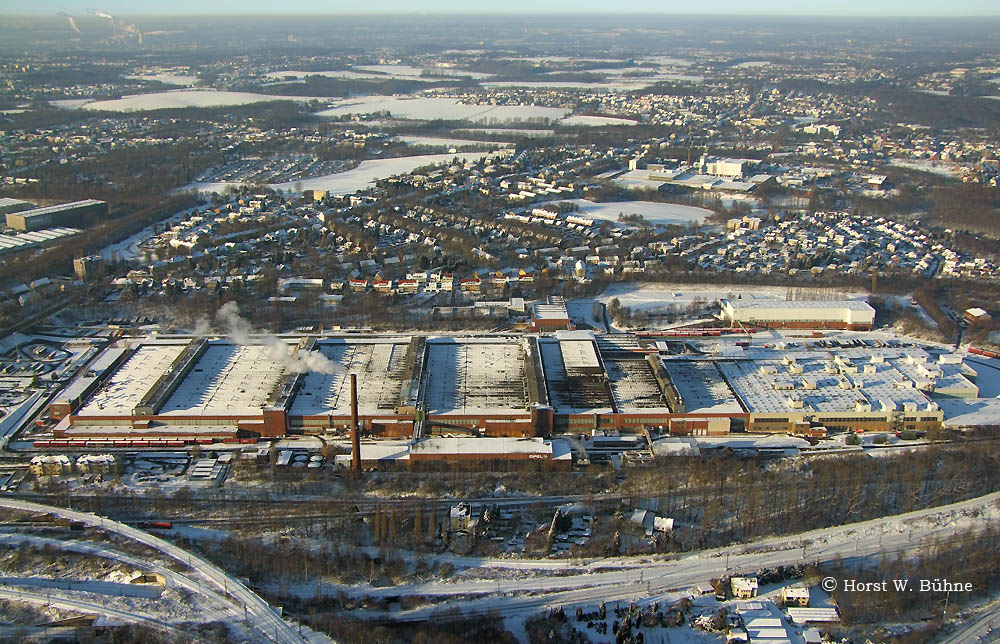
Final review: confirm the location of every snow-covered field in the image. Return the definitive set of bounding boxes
[451,127,555,137]
[126,73,200,86]
[355,64,494,80]
[395,135,509,150]
[888,159,963,177]
[316,96,570,122]
[558,115,639,126]
[187,152,493,195]
[69,90,326,112]
[544,199,713,227]
[265,69,437,83]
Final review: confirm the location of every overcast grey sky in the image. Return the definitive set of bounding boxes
[10,0,1000,16]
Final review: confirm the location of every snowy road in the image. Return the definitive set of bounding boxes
[0,587,190,638]
[360,491,1000,622]
[0,533,234,611]
[939,600,1000,644]
[0,499,305,644]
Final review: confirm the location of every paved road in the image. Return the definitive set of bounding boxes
[0,532,235,610]
[0,498,305,644]
[0,587,189,638]
[938,600,1000,644]
[365,491,1000,623]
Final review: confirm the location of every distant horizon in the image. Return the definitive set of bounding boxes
[5,1,1000,18]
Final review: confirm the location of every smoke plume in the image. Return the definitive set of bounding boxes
[213,302,338,375]
[57,12,81,34]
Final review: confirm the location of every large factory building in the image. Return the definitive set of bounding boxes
[5,199,108,232]
[45,330,975,454]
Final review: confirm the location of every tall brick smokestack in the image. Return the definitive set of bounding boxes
[350,373,361,472]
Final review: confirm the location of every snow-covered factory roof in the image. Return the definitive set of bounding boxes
[77,341,187,414]
[159,343,287,415]
[662,359,743,414]
[718,356,941,415]
[422,336,530,415]
[290,337,411,416]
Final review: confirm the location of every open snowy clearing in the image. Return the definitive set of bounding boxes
[355,64,494,80]
[126,73,200,86]
[558,115,639,126]
[395,135,510,149]
[451,127,555,137]
[69,90,327,112]
[316,96,569,122]
[265,69,437,83]
[888,159,963,177]
[543,199,713,227]
[188,152,493,195]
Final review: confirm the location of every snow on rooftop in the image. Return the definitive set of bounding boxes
[159,342,286,415]
[724,299,875,311]
[539,337,614,414]
[718,357,934,414]
[291,337,410,416]
[411,436,561,456]
[423,337,529,415]
[662,359,743,414]
[78,344,185,414]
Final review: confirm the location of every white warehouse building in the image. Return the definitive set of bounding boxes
[721,299,876,331]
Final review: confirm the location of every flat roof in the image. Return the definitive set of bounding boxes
[662,359,743,414]
[423,337,529,415]
[718,357,936,415]
[160,342,287,415]
[290,337,411,416]
[15,199,106,218]
[723,299,874,312]
[78,343,185,414]
[539,337,614,414]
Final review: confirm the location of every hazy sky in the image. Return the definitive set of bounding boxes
[11,1,1000,16]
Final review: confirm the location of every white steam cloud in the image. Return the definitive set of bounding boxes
[192,316,212,337]
[57,12,81,34]
[212,302,339,375]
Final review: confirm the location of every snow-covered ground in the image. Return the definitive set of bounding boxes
[64,90,327,112]
[354,64,494,80]
[265,69,436,83]
[565,299,607,332]
[965,357,1000,397]
[187,152,493,195]
[315,96,570,122]
[558,115,640,126]
[451,127,555,137]
[888,159,963,177]
[542,199,713,227]
[394,135,509,149]
[125,73,200,87]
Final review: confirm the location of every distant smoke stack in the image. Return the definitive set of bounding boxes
[95,11,117,37]
[350,373,361,472]
[57,12,81,34]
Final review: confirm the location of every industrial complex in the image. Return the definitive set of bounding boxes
[38,309,979,467]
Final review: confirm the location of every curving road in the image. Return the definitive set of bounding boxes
[0,587,190,638]
[360,491,1000,623]
[0,498,305,644]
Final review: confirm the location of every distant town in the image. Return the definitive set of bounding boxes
[0,11,999,644]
